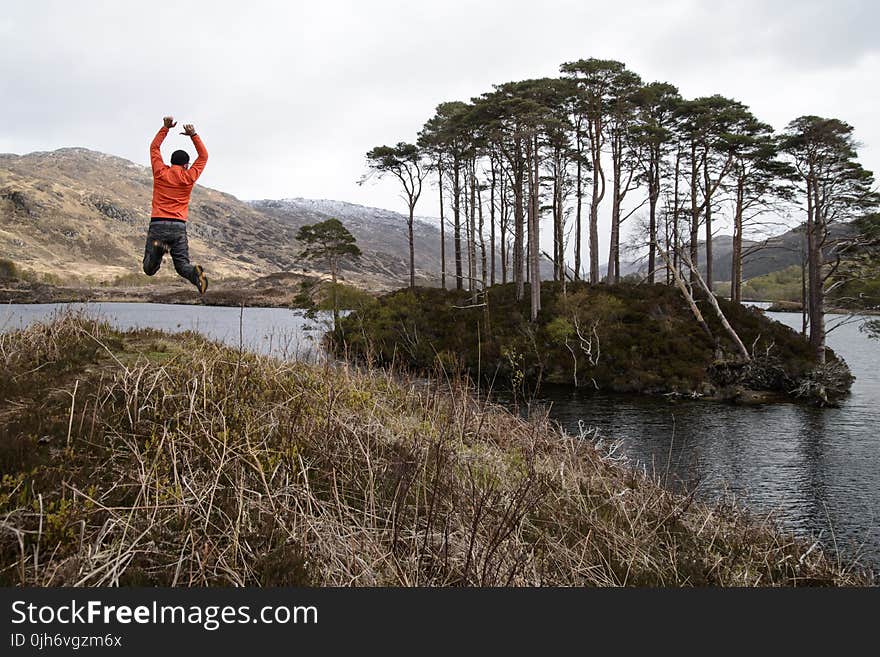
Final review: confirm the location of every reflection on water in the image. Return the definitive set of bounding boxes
[1,302,878,570]
[528,310,880,570]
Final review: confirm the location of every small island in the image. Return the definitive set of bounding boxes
[332,281,853,405]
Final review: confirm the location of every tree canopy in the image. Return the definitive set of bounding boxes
[296,218,361,264]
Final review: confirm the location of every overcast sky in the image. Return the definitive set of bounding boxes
[2,0,878,255]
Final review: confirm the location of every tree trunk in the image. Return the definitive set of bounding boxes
[807,174,826,363]
[608,131,622,284]
[608,197,619,282]
[468,159,477,297]
[513,140,525,301]
[438,163,446,290]
[703,150,714,291]
[453,156,463,290]
[801,230,808,336]
[477,176,487,292]
[648,146,659,284]
[589,119,605,284]
[552,155,559,282]
[463,170,470,291]
[527,133,541,322]
[731,175,744,303]
[489,154,496,287]
[672,145,682,282]
[407,206,415,288]
[689,140,699,285]
[525,173,530,287]
[663,204,671,285]
[500,163,508,285]
[682,249,750,361]
[331,256,339,334]
[657,244,713,340]
[575,129,583,280]
[556,152,565,283]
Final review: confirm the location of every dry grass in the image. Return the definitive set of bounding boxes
[0,314,871,586]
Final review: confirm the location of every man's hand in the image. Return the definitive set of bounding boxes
[180,124,197,137]
[163,116,177,129]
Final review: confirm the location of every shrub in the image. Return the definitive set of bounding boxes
[0,258,17,280]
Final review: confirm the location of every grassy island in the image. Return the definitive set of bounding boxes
[332,282,852,404]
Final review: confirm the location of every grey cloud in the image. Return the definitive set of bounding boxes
[1,0,877,257]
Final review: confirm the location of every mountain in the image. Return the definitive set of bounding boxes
[715,223,855,281]
[0,148,451,290]
[611,235,750,280]
[250,198,452,286]
[250,198,557,283]
[612,223,856,282]
[0,148,303,281]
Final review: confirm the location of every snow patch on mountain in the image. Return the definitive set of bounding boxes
[249,197,439,228]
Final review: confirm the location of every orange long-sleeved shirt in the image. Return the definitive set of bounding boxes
[150,126,208,221]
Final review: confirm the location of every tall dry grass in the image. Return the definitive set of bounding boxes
[0,314,870,586]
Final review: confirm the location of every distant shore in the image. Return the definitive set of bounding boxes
[0,279,301,308]
[760,299,880,315]
[4,279,875,316]
[0,274,380,310]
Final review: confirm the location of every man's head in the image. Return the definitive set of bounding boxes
[170,150,190,167]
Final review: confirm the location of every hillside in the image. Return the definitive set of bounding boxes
[252,198,555,282]
[0,148,452,290]
[0,314,866,586]
[251,198,452,285]
[0,148,300,281]
[615,224,856,283]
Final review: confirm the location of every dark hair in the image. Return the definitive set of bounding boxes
[170,150,190,166]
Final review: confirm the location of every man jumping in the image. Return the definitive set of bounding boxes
[142,116,209,294]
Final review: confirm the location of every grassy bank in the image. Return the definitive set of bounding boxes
[740,265,803,303]
[0,315,869,586]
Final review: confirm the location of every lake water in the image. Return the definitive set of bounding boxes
[1,301,878,570]
[526,306,880,571]
[0,302,329,362]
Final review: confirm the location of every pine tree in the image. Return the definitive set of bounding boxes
[296,219,361,333]
[363,143,427,288]
[782,116,878,362]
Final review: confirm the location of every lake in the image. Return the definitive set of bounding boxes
[526,306,880,571]
[1,301,878,571]
[0,302,329,362]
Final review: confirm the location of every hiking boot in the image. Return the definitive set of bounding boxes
[194,265,209,295]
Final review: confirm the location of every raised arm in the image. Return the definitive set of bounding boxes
[151,116,176,175]
[180,124,208,183]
